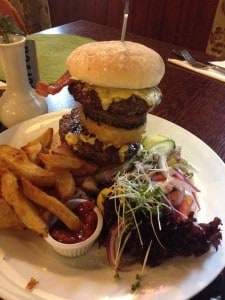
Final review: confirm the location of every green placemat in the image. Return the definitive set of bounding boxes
[0,34,93,83]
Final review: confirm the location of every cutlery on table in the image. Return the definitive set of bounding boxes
[172,49,225,75]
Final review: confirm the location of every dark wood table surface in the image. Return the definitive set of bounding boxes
[1,20,225,299]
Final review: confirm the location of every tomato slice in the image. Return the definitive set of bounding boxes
[151,173,166,182]
[178,195,193,219]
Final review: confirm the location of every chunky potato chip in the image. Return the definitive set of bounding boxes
[0,159,9,177]
[21,142,43,163]
[0,144,28,158]
[51,146,98,176]
[79,176,99,194]
[71,162,98,177]
[54,169,76,202]
[1,172,48,236]
[38,152,84,169]
[51,145,76,157]
[22,128,53,150]
[21,177,81,231]
[0,197,24,230]
[0,145,55,187]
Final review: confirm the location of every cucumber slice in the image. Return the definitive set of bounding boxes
[142,135,169,149]
[149,140,176,155]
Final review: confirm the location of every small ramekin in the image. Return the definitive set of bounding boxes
[44,198,103,257]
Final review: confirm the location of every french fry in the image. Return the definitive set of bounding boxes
[21,128,54,163]
[54,169,76,202]
[0,159,9,177]
[22,128,54,150]
[71,161,98,176]
[0,127,100,236]
[21,177,81,231]
[1,172,48,236]
[21,142,43,163]
[38,152,85,169]
[52,146,99,175]
[0,145,55,187]
[79,176,99,194]
[0,197,25,229]
[0,144,28,159]
[52,145,76,156]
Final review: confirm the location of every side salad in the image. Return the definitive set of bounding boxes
[97,135,222,273]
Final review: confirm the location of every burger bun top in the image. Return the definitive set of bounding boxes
[66,40,165,89]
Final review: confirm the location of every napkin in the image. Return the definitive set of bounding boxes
[0,34,93,84]
[0,81,6,90]
[209,60,225,68]
[168,58,225,83]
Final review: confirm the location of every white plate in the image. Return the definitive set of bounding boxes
[0,110,225,300]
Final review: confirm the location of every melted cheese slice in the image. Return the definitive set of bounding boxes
[96,86,162,110]
[75,80,162,111]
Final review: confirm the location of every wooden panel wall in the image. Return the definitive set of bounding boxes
[48,0,219,52]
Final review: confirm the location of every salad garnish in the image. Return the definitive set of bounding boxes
[98,135,222,290]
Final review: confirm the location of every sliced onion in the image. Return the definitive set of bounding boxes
[169,175,200,194]
[169,168,185,180]
[170,168,200,192]
[192,191,201,211]
[106,224,119,268]
[106,223,140,271]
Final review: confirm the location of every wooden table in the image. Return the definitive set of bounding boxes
[1,20,225,299]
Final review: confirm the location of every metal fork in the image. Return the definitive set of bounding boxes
[180,49,208,69]
[179,49,225,74]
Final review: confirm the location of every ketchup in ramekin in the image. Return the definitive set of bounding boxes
[44,198,103,257]
[50,200,98,244]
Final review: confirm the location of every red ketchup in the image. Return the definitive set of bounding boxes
[49,201,98,244]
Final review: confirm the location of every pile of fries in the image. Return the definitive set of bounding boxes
[0,128,100,236]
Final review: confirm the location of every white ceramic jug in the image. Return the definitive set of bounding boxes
[0,35,47,127]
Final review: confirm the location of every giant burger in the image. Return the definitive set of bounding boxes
[37,41,165,170]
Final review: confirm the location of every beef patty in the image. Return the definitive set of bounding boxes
[68,81,149,129]
[59,107,140,165]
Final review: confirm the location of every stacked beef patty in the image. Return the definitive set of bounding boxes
[59,40,165,168]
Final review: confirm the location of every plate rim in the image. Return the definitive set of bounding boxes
[0,110,224,300]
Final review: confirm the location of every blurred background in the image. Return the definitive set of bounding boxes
[4,0,225,58]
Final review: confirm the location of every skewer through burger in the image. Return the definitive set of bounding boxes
[36,41,165,171]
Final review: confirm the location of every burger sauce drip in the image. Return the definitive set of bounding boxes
[50,201,98,244]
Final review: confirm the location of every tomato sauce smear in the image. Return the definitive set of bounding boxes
[50,201,98,244]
